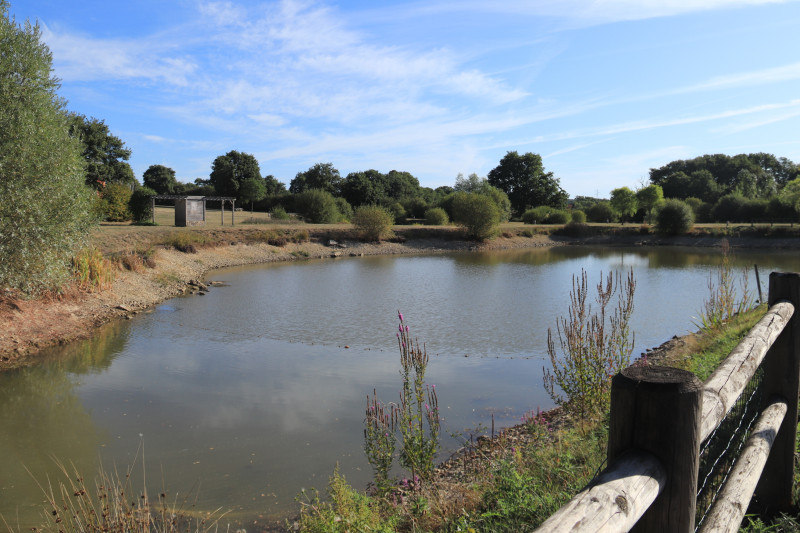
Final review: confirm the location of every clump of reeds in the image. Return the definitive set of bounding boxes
[71,248,115,291]
[23,450,225,533]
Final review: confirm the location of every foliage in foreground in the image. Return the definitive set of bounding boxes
[0,1,95,294]
[543,269,636,427]
[16,454,225,533]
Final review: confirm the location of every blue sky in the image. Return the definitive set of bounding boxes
[8,0,800,197]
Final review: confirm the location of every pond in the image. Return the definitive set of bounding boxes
[2,245,799,529]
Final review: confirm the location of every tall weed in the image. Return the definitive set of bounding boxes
[695,240,754,331]
[543,269,636,428]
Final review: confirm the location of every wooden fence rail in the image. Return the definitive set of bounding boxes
[536,272,800,533]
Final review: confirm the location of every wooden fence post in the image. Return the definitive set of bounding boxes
[609,366,703,533]
[753,272,800,514]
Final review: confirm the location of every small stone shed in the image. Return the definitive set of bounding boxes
[151,195,236,226]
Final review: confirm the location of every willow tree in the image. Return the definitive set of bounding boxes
[0,1,95,293]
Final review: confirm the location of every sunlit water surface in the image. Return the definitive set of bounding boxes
[2,246,799,529]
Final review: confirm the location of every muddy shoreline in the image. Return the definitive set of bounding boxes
[1,228,797,371]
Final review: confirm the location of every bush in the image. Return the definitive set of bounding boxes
[570,210,587,223]
[585,201,618,223]
[424,207,449,226]
[451,192,501,240]
[522,206,554,224]
[352,205,394,241]
[655,199,695,235]
[102,183,133,222]
[270,206,290,220]
[0,6,96,294]
[335,197,353,222]
[522,206,569,224]
[129,186,156,223]
[710,194,746,222]
[294,189,341,224]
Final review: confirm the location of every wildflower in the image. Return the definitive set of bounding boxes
[398,311,404,322]
[405,325,409,333]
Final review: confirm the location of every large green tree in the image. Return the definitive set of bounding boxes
[289,162,342,195]
[0,2,95,293]
[209,150,262,202]
[610,187,638,221]
[487,151,567,216]
[142,164,178,194]
[68,113,135,188]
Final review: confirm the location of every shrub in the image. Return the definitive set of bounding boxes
[570,210,586,223]
[585,201,618,223]
[523,206,570,224]
[0,6,95,294]
[352,205,394,242]
[710,194,746,222]
[522,206,554,224]
[129,186,156,223]
[451,192,501,240]
[424,207,449,226]
[655,199,694,235]
[102,183,133,222]
[335,197,353,222]
[270,206,290,220]
[547,210,570,224]
[294,189,341,224]
[386,201,407,224]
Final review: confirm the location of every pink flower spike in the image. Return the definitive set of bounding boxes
[398,312,404,322]
[405,325,409,333]
[399,324,403,332]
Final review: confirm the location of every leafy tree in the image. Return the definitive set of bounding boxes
[778,178,800,214]
[451,192,501,240]
[289,163,341,196]
[209,150,262,202]
[142,164,178,194]
[68,113,135,188]
[263,174,288,196]
[341,169,387,207]
[239,177,266,213]
[454,172,485,192]
[636,184,664,215]
[0,2,95,292]
[610,187,638,221]
[487,151,567,216]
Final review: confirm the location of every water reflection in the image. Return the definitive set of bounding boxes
[0,323,127,525]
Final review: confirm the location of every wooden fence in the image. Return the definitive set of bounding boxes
[536,272,800,533]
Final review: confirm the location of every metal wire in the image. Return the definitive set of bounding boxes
[694,366,764,531]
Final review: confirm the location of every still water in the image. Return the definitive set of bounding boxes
[2,246,799,528]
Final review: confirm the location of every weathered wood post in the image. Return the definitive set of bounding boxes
[754,272,800,513]
[151,196,155,224]
[608,366,703,532]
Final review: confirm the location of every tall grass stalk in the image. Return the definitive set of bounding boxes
[543,269,636,428]
[695,240,755,331]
